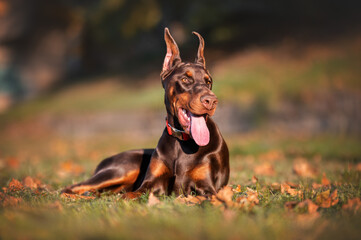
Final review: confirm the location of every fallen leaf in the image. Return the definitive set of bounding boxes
[211,186,235,208]
[312,183,323,189]
[23,176,38,189]
[210,195,223,207]
[2,196,22,207]
[287,188,302,197]
[233,185,242,193]
[329,190,339,206]
[147,193,160,206]
[236,188,259,210]
[6,157,20,169]
[285,182,299,188]
[216,186,234,205]
[281,182,302,197]
[121,192,141,200]
[258,150,285,162]
[342,198,361,213]
[61,193,95,200]
[315,189,338,208]
[293,157,317,177]
[281,183,291,194]
[271,182,281,190]
[356,163,361,172]
[57,161,84,178]
[176,195,207,205]
[7,179,24,192]
[254,162,275,176]
[321,173,331,186]
[298,199,319,214]
[251,175,258,184]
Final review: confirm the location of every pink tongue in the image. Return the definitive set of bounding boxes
[190,114,210,146]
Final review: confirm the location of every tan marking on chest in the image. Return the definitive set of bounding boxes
[150,159,170,177]
[188,162,210,181]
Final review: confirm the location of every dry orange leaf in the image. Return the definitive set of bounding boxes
[7,178,24,192]
[285,182,299,188]
[342,198,361,213]
[61,193,96,200]
[312,183,323,189]
[2,196,22,207]
[6,157,20,169]
[58,161,84,177]
[316,189,338,208]
[251,175,258,184]
[281,182,302,197]
[321,173,331,186]
[293,157,317,178]
[216,186,234,204]
[176,195,207,205]
[258,150,284,162]
[281,183,291,194]
[147,193,161,206]
[211,186,235,208]
[285,199,319,215]
[287,188,302,197]
[254,162,275,176]
[233,184,242,193]
[236,188,259,210]
[298,199,319,214]
[121,192,141,200]
[271,182,281,190]
[356,163,361,172]
[23,176,38,189]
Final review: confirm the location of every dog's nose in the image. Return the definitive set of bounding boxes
[200,94,218,110]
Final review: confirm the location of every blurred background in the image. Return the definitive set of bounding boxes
[0,0,361,159]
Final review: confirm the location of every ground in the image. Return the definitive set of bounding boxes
[0,36,361,240]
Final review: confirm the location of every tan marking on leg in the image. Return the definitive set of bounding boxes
[71,169,140,194]
[188,162,210,181]
[149,159,170,177]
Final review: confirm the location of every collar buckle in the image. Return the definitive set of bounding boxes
[166,118,190,141]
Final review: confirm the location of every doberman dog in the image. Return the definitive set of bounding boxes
[62,28,229,196]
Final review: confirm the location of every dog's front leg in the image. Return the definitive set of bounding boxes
[132,152,173,195]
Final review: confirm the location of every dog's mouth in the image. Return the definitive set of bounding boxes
[177,107,209,146]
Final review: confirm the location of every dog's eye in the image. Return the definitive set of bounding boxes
[182,78,189,83]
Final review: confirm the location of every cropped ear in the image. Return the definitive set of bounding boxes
[192,31,206,67]
[161,28,181,78]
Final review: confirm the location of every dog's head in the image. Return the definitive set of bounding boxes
[161,28,217,146]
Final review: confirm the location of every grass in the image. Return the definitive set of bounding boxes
[1,128,360,239]
[1,37,361,239]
